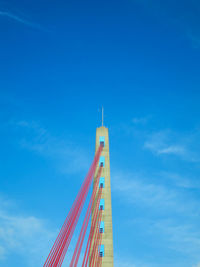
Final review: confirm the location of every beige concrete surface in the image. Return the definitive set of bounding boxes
[90,126,114,266]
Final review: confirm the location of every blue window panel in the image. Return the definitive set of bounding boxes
[99,244,105,257]
[99,199,105,210]
[99,221,105,233]
[99,177,105,188]
[99,156,105,167]
[99,136,105,146]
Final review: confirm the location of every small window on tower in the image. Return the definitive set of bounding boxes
[99,156,105,167]
[99,136,105,147]
[99,245,105,257]
[99,221,104,234]
[99,177,105,188]
[99,199,105,210]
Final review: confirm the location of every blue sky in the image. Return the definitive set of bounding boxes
[1,0,200,266]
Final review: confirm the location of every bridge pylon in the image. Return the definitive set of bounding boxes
[91,125,114,266]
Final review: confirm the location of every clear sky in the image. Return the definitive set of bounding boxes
[1,0,200,266]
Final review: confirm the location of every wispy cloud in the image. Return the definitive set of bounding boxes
[0,10,46,31]
[114,254,158,267]
[134,0,200,48]
[0,246,5,260]
[114,256,149,267]
[112,171,175,208]
[0,196,56,266]
[127,217,200,266]
[144,130,186,156]
[112,169,200,265]
[145,142,185,156]
[144,130,200,162]
[112,170,200,215]
[12,120,91,175]
[132,116,149,125]
[115,260,136,267]
[150,219,200,258]
[160,172,200,189]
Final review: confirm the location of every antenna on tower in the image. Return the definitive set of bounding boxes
[102,106,104,126]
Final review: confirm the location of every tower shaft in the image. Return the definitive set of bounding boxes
[92,126,114,266]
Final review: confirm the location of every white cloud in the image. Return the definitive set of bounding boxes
[112,170,200,215]
[144,130,200,162]
[114,254,153,267]
[12,120,91,174]
[144,130,186,156]
[112,169,200,264]
[151,219,200,257]
[0,198,56,266]
[112,171,176,209]
[148,144,185,156]
[0,10,46,31]
[114,258,136,267]
[0,245,6,260]
[127,217,200,265]
[133,0,200,48]
[160,172,200,189]
[132,117,148,125]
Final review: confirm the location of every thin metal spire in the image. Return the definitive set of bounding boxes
[102,106,104,126]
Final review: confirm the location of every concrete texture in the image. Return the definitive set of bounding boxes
[91,126,114,266]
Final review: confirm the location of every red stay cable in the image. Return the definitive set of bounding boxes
[49,169,92,267]
[90,210,103,267]
[95,225,103,267]
[45,161,93,267]
[70,167,101,266]
[56,147,103,266]
[44,145,102,267]
[84,187,103,267]
[93,220,102,267]
[57,172,96,267]
[97,227,103,267]
[71,167,103,267]
[55,172,93,267]
[82,187,102,267]
[44,157,95,267]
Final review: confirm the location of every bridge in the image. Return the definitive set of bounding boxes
[43,123,114,266]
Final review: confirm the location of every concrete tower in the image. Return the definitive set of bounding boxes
[92,122,114,266]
